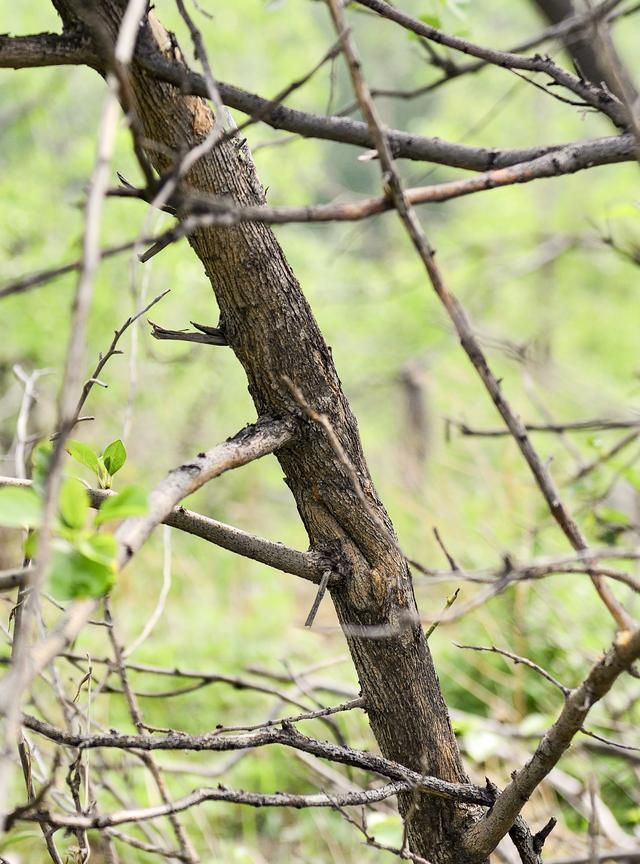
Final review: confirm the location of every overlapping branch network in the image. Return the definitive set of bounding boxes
[0,1,639,862]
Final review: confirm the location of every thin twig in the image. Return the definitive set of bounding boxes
[454,643,570,696]
[75,290,170,419]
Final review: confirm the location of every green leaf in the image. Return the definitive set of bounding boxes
[0,487,42,528]
[58,478,90,531]
[597,506,631,526]
[102,439,126,476]
[77,533,118,566]
[24,530,38,560]
[66,440,100,475]
[95,485,147,526]
[96,457,111,490]
[48,544,116,599]
[32,442,53,493]
[418,12,441,28]
[621,465,640,492]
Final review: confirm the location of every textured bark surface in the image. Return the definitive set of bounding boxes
[50,2,481,859]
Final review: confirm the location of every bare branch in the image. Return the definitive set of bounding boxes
[55,653,340,713]
[464,628,640,857]
[411,549,640,595]
[1,30,633,171]
[103,598,197,863]
[0,416,296,707]
[0,32,95,68]
[112,131,636,231]
[75,290,170,418]
[530,0,637,103]
[0,3,152,828]
[566,430,640,485]
[353,0,631,128]
[138,57,635,168]
[21,716,493,807]
[325,0,633,632]
[18,781,412,829]
[350,0,629,105]
[454,643,570,696]
[114,416,296,570]
[0,476,329,584]
[0,569,28,592]
[0,239,139,301]
[148,320,227,345]
[449,417,640,437]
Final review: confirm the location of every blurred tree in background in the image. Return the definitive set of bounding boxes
[0,1,639,862]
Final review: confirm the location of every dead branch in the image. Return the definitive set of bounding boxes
[464,627,640,857]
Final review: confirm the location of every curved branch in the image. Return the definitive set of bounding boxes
[112,132,635,229]
[19,782,411,829]
[530,0,637,103]
[21,714,492,807]
[463,627,640,857]
[0,417,296,693]
[353,0,630,128]
[142,55,585,169]
[113,416,296,569]
[0,31,621,172]
[0,476,327,584]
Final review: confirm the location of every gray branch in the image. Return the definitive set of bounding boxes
[21,714,492,808]
[463,627,640,857]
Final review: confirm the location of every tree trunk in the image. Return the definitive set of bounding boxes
[50,2,482,860]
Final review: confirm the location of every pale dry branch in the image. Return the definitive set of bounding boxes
[104,598,198,863]
[113,416,295,570]
[123,525,172,658]
[75,289,170,419]
[19,781,412,830]
[0,456,327,585]
[0,417,295,708]
[0,1,151,828]
[464,628,640,857]
[12,366,52,479]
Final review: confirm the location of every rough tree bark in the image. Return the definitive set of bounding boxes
[49,1,480,861]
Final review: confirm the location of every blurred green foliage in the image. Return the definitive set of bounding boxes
[1,1,639,861]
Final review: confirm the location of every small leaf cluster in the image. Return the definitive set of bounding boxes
[66,438,126,489]
[0,439,146,600]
